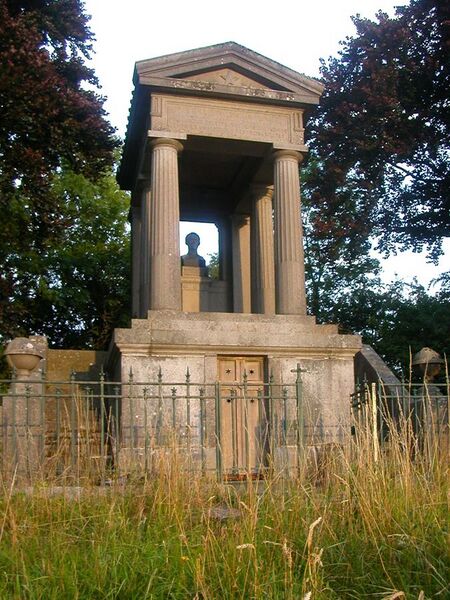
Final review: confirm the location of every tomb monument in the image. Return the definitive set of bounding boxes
[108,42,362,474]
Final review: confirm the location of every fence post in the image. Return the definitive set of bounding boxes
[185,367,191,457]
[100,367,105,477]
[199,387,206,475]
[157,367,163,446]
[268,371,275,472]
[243,370,250,475]
[144,387,149,472]
[371,382,379,463]
[113,385,121,473]
[214,382,223,482]
[128,368,135,450]
[292,363,305,474]
[55,387,61,474]
[70,370,77,474]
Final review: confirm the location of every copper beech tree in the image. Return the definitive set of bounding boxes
[306,0,450,261]
[0,0,116,198]
[301,0,449,370]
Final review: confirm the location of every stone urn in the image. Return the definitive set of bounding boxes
[412,347,444,382]
[4,337,44,377]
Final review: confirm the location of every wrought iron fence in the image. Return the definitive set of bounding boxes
[0,367,308,481]
[4,369,445,482]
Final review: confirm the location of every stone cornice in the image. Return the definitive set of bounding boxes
[114,342,360,360]
[137,75,320,107]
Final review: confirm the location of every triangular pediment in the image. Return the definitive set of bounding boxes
[135,42,323,99]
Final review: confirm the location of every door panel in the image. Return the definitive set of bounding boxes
[218,359,238,383]
[218,356,267,477]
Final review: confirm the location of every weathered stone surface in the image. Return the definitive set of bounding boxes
[184,67,267,90]
[111,310,357,356]
[46,349,107,380]
[139,181,151,317]
[2,336,47,479]
[130,202,142,318]
[181,267,230,313]
[108,310,360,474]
[232,215,251,313]
[150,94,306,146]
[109,43,361,474]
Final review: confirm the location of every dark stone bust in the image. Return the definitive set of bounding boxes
[181,232,206,268]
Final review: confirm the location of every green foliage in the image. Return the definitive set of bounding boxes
[325,278,450,375]
[1,165,131,349]
[207,251,220,279]
[302,159,381,318]
[0,0,117,200]
[302,160,450,373]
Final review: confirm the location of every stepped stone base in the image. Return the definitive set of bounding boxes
[110,310,359,359]
[107,311,361,457]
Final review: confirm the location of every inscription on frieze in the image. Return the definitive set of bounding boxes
[150,95,304,145]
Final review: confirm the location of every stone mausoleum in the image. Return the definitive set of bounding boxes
[107,42,362,473]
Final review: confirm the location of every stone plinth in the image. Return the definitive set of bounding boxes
[107,311,361,473]
[181,267,230,312]
[2,336,47,479]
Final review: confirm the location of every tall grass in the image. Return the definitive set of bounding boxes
[0,408,448,599]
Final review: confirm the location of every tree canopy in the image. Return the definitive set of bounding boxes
[1,0,448,380]
[306,0,450,260]
[301,0,449,372]
[0,0,120,351]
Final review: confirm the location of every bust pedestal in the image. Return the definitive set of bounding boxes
[181,266,229,312]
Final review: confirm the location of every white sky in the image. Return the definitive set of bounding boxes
[84,0,449,287]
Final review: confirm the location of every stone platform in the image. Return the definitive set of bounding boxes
[107,310,361,459]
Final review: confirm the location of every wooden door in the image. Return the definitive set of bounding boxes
[218,356,268,478]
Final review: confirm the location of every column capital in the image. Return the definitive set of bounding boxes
[250,184,274,200]
[272,149,305,164]
[150,137,184,153]
[232,213,250,228]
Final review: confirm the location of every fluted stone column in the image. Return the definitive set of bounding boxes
[216,217,233,310]
[139,181,151,316]
[273,150,306,315]
[250,185,275,314]
[149,138,183,311]
[232,214,251,313]
[130,201,142,318]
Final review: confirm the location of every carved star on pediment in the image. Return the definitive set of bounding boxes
[183,68,267,90]
[218,70,245,86]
